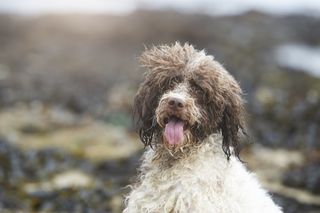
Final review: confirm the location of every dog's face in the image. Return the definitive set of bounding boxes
[134,43,245,158]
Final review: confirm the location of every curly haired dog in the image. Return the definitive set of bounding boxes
[124,43,282,213]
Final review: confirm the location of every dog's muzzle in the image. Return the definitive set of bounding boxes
[158,97,189,145]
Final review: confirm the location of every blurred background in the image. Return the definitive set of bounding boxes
[0,0,320,212]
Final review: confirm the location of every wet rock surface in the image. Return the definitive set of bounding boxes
[273,193,320,213]
[283,162,320,195]
[0,138,141,212]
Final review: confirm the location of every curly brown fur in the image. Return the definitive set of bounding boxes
[133,42,246,159]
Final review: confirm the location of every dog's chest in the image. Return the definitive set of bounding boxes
[136,151,230,212]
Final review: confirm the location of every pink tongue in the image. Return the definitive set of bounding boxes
[164,119,184,145]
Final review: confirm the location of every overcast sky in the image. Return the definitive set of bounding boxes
[0,0,319,16]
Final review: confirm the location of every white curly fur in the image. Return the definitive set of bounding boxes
[123,134,282,213]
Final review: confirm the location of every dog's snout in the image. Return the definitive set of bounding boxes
[168,97,185,109]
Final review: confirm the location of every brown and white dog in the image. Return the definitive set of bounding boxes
[124,43,282,213]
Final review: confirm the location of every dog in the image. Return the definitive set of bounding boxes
[124,43,282,213]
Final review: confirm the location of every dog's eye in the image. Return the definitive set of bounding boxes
[168,76,182,88]
[190,82,204,94]
[189,80,208,102]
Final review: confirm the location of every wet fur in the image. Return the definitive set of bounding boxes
[124,135,282,213]
[124,43,282,213]
[134,42,244,159]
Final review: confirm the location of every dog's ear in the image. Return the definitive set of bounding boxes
[134,45,170,146]
[219,82,246,160]
[133,83,159,147]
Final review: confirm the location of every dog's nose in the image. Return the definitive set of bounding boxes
[168,97,185,109]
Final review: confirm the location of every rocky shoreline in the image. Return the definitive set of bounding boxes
[0,10,319,212]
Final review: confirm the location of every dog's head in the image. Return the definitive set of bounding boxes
[134,43,245,159]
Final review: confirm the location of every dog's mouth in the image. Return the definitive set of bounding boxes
[162,116,189,145]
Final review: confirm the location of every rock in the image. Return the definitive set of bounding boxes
[52,170,94,190]
[283,163,320,195]
[273,193,320,213]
